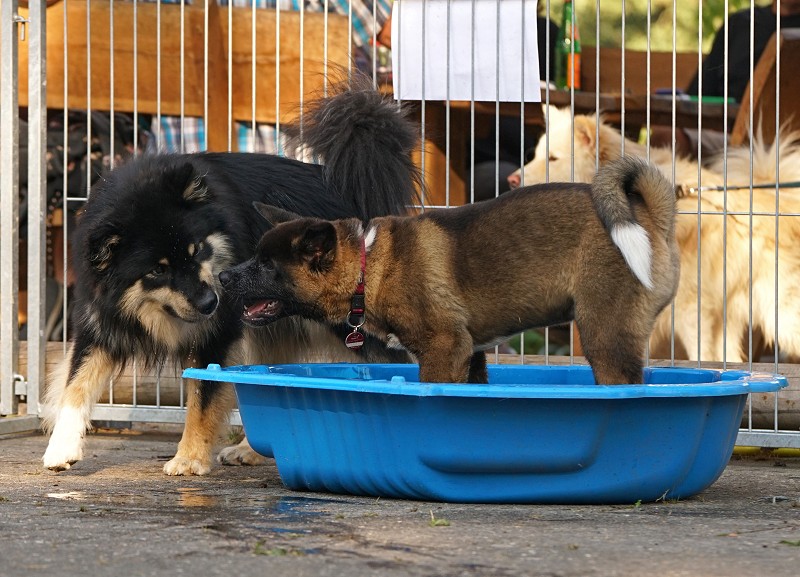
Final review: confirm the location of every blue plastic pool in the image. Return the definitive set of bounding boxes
[183,363,787,504]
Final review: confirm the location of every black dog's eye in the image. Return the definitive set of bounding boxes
[148,263,168,278]
[262,259,276,272]
[193,241,211,260]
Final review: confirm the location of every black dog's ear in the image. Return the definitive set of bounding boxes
[86,222,122,273]
[171,163,210,203]
[253,202,302,228]
[297,222,337,272]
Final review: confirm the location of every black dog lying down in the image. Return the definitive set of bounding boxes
[42,75,421,475]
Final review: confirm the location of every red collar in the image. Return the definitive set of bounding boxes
[345,235,366,350]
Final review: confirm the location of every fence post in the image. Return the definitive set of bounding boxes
[26,0,48,420]
[0,0,21,417]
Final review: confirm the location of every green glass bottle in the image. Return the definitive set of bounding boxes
[555,0,582,90]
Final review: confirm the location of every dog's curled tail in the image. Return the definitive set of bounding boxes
[591,156,676,291]
[284,70,423,219]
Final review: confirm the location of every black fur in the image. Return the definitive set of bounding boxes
[72,152,389,367]
[48,78,421,473]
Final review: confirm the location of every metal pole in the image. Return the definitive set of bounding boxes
[1,0,22,416]
[26,0,47,418]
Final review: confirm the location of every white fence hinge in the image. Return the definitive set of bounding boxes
[13,374,27,398]
[13,14,29,42]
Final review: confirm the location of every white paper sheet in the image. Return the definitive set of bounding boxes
[391,0,541,102]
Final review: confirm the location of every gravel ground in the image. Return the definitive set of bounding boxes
[0,429,798,577]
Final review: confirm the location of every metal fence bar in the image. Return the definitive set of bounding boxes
[0,415,41,436]
[90,406,242,427]
[26,0,48,421]
[1,0,22,418]
[736,431,800,449]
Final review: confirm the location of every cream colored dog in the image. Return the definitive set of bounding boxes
[510,106,800,363]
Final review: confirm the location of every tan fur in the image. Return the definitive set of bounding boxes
[163,377,237,476]
[42,346,117,435]
[512,106,800,362]
[174,317,370,473]
[217,437,270,466]
[233,159,680,384]
[41,346,118,471]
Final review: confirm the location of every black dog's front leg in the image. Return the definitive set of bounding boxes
[164,375,237,476]
[164,339,237,476]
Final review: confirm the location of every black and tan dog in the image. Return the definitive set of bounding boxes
[220,156,680,384]
[41,76,420,475]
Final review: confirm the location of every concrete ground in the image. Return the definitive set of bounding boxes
[1,428,799,577]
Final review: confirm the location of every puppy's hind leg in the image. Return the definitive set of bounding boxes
[467,351,488,384]
[217,437,269,467]
[577,318,646,385]
[42,342,117,471]
[583,341,645,384]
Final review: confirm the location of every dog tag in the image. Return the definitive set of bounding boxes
[345,330,365,350]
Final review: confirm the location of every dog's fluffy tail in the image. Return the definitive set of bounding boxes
[284,71,423,219]
[591,156,676,290]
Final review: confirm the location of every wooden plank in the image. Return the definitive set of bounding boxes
[731,29,800,146]
[19,1,230,150]
[227,6,350,124]
[581,45,698,95]
[18,1,351,150]
[19,341,183,406]
[20,2,214,118]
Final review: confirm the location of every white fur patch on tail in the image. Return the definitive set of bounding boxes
[611,223,654,290]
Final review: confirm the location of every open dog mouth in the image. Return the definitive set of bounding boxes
[242,298,284,325]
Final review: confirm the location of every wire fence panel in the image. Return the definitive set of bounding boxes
[1,0,798,449]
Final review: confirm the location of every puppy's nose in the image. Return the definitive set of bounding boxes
[218,270,232,287]
[507,172,521,189]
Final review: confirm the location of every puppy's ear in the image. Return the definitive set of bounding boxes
[86,223,122,273]
[297,222,337,272]
[254,202,302,228]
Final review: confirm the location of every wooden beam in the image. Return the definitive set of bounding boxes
[731,29,800,147]
[226,5,350,125]
[18,1,351,151]
[581,45,698,95]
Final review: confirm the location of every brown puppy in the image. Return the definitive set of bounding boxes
[219,156,680,384]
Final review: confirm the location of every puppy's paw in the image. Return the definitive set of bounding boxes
[163,456,212,476]
[42,408,87,471]
[217,438,269,467]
